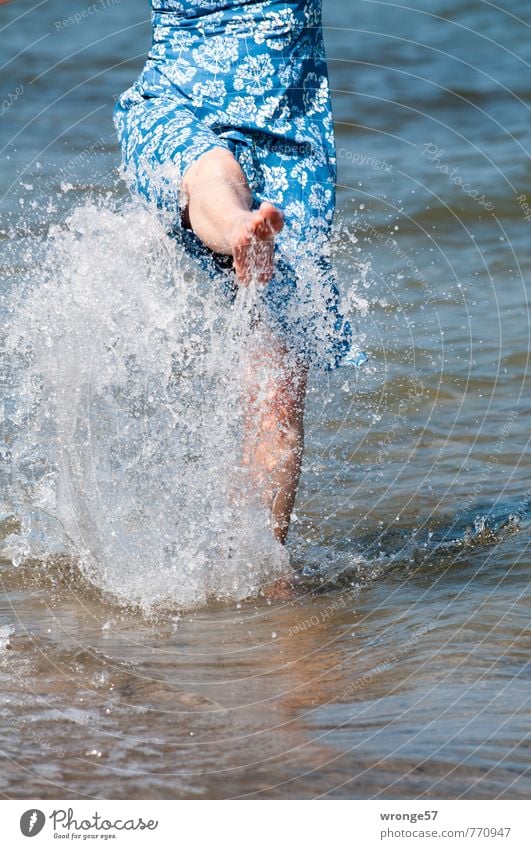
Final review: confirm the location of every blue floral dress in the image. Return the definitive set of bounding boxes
[114,0,357,369]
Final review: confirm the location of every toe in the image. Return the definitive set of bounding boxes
[260,202,284,234]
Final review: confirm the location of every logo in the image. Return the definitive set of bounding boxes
[20,810,46,837]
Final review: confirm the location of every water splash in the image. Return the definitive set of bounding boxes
[290,510,524,592]
[1,198,293,610]
[0,624,15,653]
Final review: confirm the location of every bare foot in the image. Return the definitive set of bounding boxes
[227,201,284,286]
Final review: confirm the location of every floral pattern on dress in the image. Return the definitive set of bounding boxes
[114,0,353,369]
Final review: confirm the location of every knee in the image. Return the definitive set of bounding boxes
[184,146,239,185]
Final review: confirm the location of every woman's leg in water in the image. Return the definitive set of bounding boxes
[183,146,305,544]
[243,332,308,545]
[182,147,284,285]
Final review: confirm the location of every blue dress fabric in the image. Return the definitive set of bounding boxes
[114,0,354,369]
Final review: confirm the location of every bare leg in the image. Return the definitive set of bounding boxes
[182,147,284,285]
[243,331,308,545]
[184,151,305,545]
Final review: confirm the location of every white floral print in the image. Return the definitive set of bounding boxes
[114,0,353,368]
[233,54,275,96]
[192,37,239,74]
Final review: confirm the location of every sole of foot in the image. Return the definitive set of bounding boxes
[230,201,284,286]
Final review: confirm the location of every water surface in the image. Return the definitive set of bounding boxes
[0,0,529,799]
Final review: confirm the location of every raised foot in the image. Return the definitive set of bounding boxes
[228,201,284,286]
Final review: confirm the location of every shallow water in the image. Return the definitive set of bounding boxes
[0,0,529,798]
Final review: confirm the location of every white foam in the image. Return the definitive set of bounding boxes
[0,625,15,653]
[1,199,291,610]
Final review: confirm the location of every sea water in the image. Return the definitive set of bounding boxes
[0,0,529,801]
[1,198,299,608]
